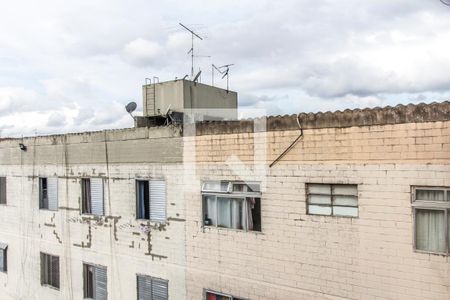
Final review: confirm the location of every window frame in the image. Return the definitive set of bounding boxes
[81,178,92,215]
[136,273,169,300]
[81,178,105,216]
[412,186,450,256]
[39,177,49,210]
[135,178,167,223]
[40,252,60,290]
[204,289,245,300]
[201,181,262,232]
[136,179,150,221]
[306,183,359,218]
[0,177,7,205]
[0,244,7,273]
[83,262,107,300]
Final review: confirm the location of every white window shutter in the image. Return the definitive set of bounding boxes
[94,266,107,300]
[151,278,168,300]
[149,180,166,222]
[90,178,104,216]
[137,275,152,300]
[47,178,58,211]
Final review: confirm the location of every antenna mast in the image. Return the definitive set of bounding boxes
[179,23,203,78]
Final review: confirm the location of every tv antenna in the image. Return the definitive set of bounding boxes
[212,64,234,91]
[440,0,450,6]
[179,23,203,78]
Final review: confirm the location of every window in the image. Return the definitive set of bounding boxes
[137,274,168,300]
[40,253,59,289]
[0,243,7,273]
[412,187,450,254]
[202,181,261,231]
[82,178,104,215]
[0,177,6,204]
[136,180,166,222]
[307,184,358,217]
[205,290,244,300]
[39,178,58,210]
[83,263,107,300]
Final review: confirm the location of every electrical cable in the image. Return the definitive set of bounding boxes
[269,114,304,168]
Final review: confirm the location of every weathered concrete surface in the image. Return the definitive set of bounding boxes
[195,101,450,135]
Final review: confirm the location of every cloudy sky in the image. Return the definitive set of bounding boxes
[1,0,450,137]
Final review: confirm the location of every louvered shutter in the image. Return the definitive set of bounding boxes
[137,275,152,300]
[90,178,104,216]
[0,249,4,272]
[149,180,166,222]
[47,178,58,211]
[51,255,60,288]
[0,177,6,204]
[94,266,107,300]
[0,243,7,272]
[151,278,168,300]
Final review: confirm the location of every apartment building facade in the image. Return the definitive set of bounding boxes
[0,97,449,299]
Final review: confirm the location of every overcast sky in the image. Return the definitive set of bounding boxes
[1,0,450,137]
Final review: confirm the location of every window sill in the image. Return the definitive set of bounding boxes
[307,213,358,219]
[39,208,58,212]
[203,225,263,235]
[137,218,167,224]
[41,283,60,291]
[81,213,104,217]
[414,249,449,257]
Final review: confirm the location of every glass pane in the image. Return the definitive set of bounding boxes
[416,190,445,201]
[217,198,231,228]
[308,184,331,194]
[231,199,243,229]
[232,183,261,193]
[333,195,358,206]
[202,181,229,192]
[415,209,445,253]
[308,205,332,215]
[309,195,331,205]
[333,206,358,217]
[204,196,216,226]
[333,185,357,196]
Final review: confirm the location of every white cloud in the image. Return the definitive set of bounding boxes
[122,38,164,67]
[1,0,450,136]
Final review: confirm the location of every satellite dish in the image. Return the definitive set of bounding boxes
[441,0,450,5]
[125,102,137,114]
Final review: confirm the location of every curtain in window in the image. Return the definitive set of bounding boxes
[416,190,445,201]
[206,196,217,226]
[416,209,445,252]
[231,199,242,229]
[217,198,231,228]
[246,198,255,231]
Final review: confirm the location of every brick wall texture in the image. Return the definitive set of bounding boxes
[0,103,448,299]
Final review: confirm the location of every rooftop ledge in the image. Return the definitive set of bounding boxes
[194,101,450,136]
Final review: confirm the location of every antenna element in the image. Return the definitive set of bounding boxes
[179,23,203,78]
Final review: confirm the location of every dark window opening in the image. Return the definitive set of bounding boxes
[0,177,6,205]
[137,181,150,220]
[83,264,94,298]
[39,178,48,209]
[40,253,60,289]
[0,245,7,273]
[82,179,91,214]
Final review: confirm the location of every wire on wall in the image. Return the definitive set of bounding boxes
[269,114,304,168]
